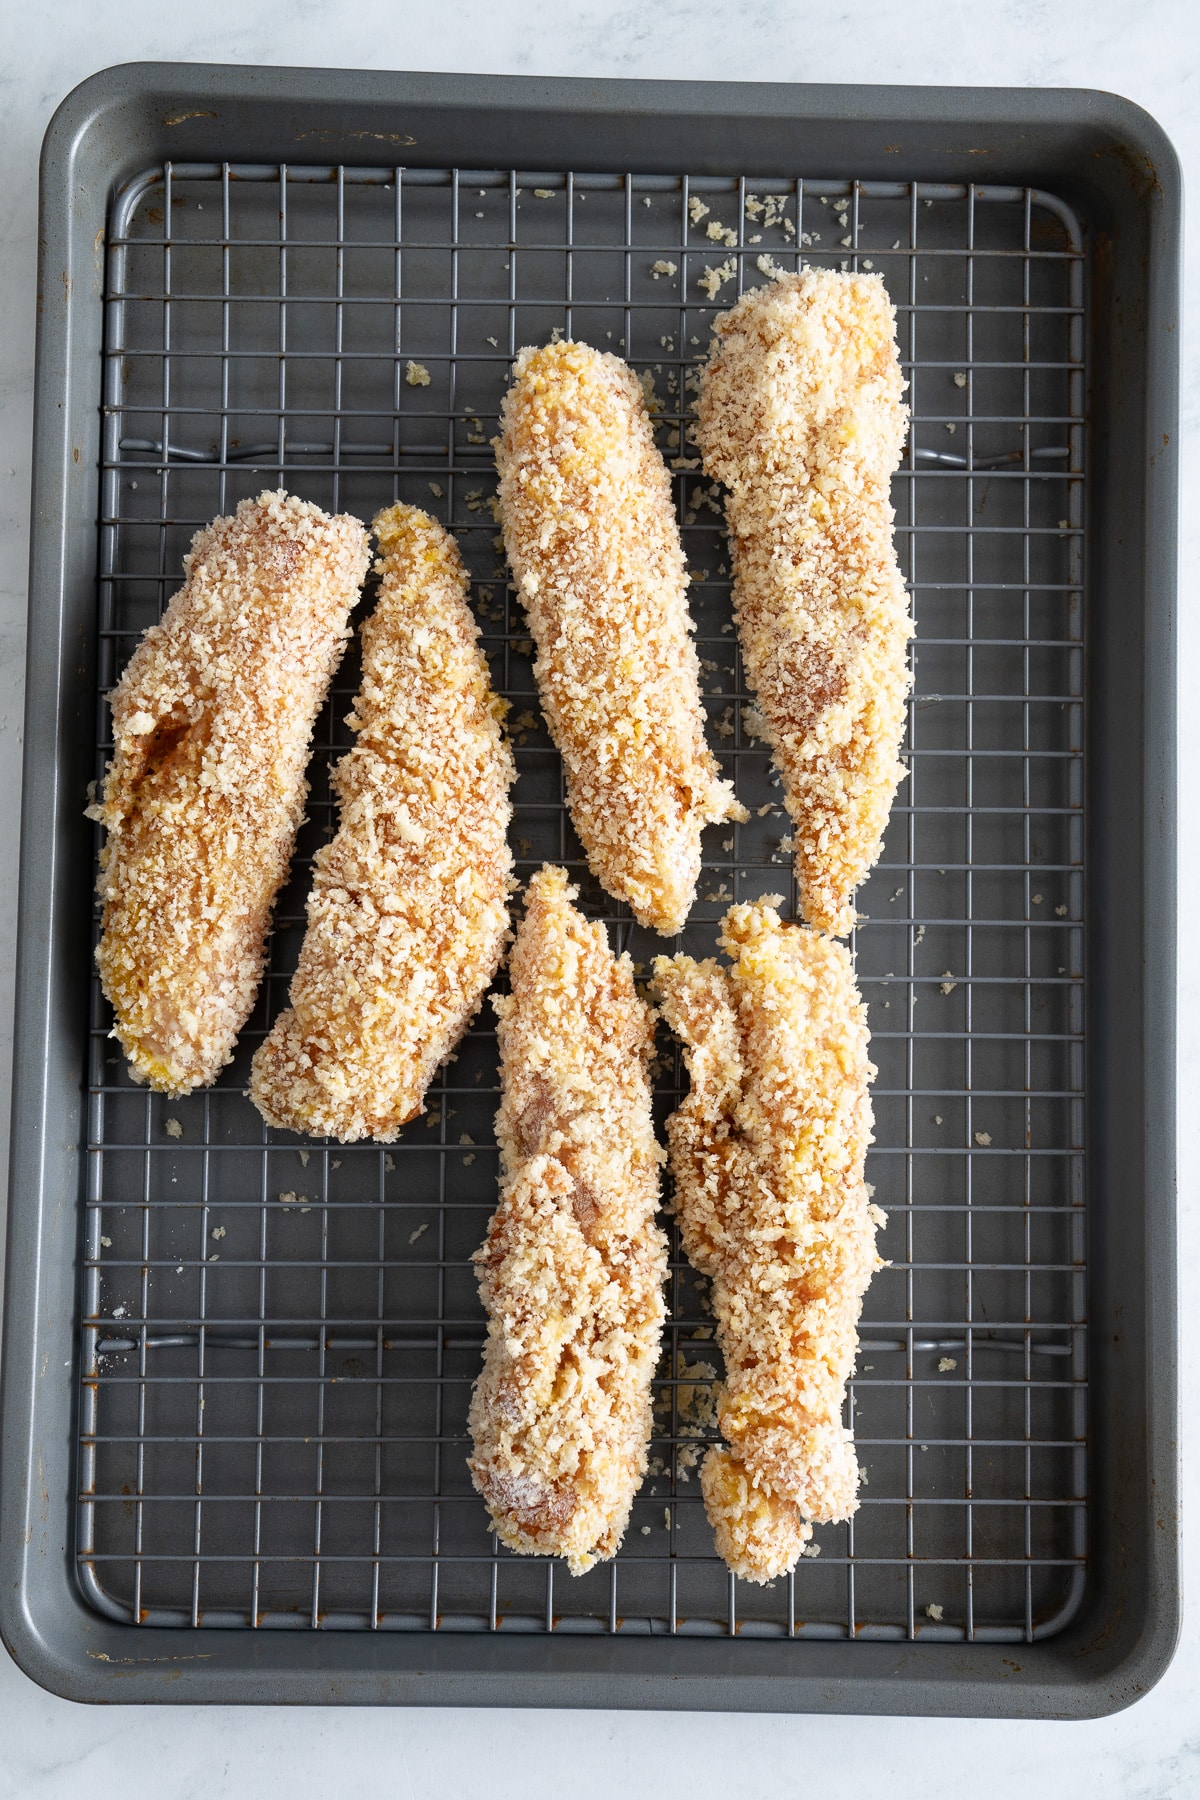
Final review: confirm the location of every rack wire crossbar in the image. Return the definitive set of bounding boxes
[78,159,1086,1645]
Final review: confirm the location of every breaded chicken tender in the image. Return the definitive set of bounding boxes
[653,899,882,1583]
[699,271,912,937]
[88,489,369,1096]
[700,1447,812,1580]
[468,866,668,1573]
[496,340,744,935]
[249,504,514,1142]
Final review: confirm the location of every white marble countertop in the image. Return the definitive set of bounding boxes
[0,2,1195,1793]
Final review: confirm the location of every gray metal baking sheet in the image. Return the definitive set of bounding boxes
[0,65,1179,1714]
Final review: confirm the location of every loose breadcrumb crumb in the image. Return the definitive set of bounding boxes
[496,341,744,935]
[468,867,668,1574]
[89,490,369,1095]
[653,899,881,1583]
[698,259,737,300]
[699,271,913,936]
[405,360,431,387]
[249,505,514,1142]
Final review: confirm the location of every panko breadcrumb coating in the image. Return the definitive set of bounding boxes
[88,489,370,1096]
[249,504,514,1142]
[468,866,668,1573]
[699,271,912,937]
[653,899,883,1583]
[701,1447,812,1580]
[497,340,744,935]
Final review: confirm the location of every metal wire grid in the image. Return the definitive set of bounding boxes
[77,162,1086,1643]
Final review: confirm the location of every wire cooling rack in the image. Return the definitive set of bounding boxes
[78,162,1086,1644]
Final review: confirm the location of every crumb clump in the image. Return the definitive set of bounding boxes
[698,259,737,300]
[468,867,668,1573]
[496,340,744,935]
[699,270,913,936]
[89,490,369,1095]
[249,504,514,1142]
[653,899,882,1583]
